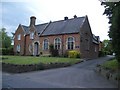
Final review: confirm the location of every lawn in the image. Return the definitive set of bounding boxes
[101,59,119,71]
[2,55,80,65]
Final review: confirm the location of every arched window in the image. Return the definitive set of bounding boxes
[29,44,33,53]
[54,38,61,49]
[43,39,49,50]
[67,37,75,50]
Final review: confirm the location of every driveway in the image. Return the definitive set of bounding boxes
[2,55,118,88]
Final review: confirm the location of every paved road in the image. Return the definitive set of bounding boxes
[2,55,118,88]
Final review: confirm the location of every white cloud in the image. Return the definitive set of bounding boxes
[25,0,110,41]
[1,0,110,41]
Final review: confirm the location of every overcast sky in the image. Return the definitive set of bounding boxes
[1,0,110,41]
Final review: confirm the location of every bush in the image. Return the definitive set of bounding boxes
[1,48,14,55]
[63,51,68,57]
[98,51,105,57]
[49,44,59,57]
[68,50,80,58]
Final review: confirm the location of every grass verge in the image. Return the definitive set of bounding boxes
[101,59,118,71]
[2,55,80,65]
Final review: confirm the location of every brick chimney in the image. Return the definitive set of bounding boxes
[64,16,68,20]
[30,16,36,26]
[74,15,77,18]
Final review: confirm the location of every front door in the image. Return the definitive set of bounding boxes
[34,42,39,56]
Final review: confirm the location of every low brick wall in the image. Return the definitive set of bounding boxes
[2,62,71,73]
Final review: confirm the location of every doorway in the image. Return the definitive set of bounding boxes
[34,42,39,56]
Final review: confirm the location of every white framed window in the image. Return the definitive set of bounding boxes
[43,39,49,50]
[30,32,34,39]
[54,38,61,50]
[17,34,21,40]
[67,37,75,50]
[29,44,32,53]
[16,44,20,52]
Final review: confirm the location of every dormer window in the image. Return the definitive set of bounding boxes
[30,32,34,39]
[17,34,21,40]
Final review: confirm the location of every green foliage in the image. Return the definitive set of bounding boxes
[101,59,118,71]
[68,50,80,58]
[102,39,113,55]
[1,46,14,55]
[0,28,12,48]
[98,51,105,57]
[101,2,120,62]
[49,44,59,57]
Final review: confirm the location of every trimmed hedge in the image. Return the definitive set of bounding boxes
[68,50,80,58]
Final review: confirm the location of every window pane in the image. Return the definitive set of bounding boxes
[54,38,61,50]
[30,32,34,39]
[67,37,74,50]
[17,34,21,40]
[44,39,48,50]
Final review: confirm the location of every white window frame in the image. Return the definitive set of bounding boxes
[30,32,34,39]
[29,44,32,53]
[43,39,49,50]
[17,34,21,40]
[54,38,61,50]
[66,36,75,50]
[16,44,20,52]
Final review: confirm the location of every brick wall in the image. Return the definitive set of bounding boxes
[14,25,25,55]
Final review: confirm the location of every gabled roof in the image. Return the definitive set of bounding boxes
[21,16,86,36]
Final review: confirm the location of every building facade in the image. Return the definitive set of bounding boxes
[14,15,100,59]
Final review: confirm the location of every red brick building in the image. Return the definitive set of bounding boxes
[14,15,100,59]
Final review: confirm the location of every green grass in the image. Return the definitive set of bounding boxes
[101,59,118,71]
[2,55,80,65]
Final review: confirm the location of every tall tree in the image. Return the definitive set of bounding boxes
[0,28,12,48]
[101,1,120,63]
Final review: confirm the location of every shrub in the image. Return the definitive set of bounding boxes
[98,51,105,57]
[63,51,68,57]
[1,48,14,55]
[49,44,59,57]
[68,50,80,58]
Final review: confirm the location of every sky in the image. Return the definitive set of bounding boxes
[1,0,110,41]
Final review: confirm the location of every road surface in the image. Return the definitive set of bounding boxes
[2,55,118,88]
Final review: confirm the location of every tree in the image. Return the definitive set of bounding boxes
[102,39,113,55]
[101,1,120,63]
[0,28,12,48]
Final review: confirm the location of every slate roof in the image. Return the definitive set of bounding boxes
[21,16,86,36]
